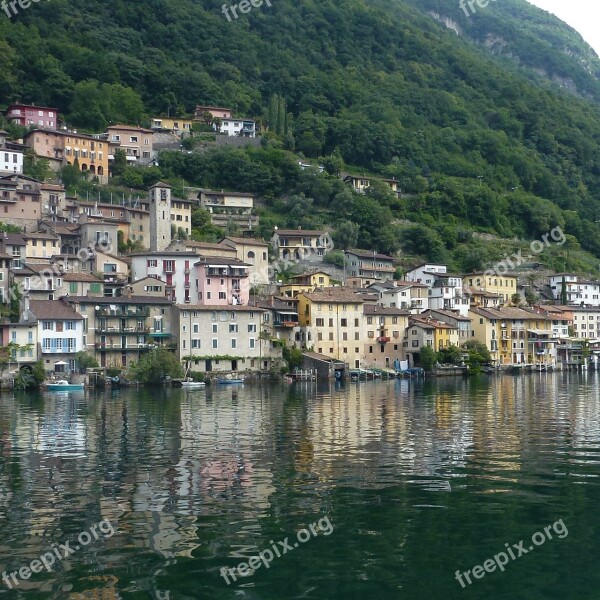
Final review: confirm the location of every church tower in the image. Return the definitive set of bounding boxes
[149,182,172,252]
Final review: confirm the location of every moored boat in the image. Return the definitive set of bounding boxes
[47,380,84,391]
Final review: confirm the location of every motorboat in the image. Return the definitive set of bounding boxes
[47,380,84,391]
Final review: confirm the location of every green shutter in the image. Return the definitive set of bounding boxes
[70,283,78,293]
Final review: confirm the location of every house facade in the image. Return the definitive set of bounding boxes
[345,250,395,280]
[25,129,109,182]
[175,305,281,372]
[220,237,270,286]
[6,104,58,128]
[271,228,332,261]
[106,126,154,165]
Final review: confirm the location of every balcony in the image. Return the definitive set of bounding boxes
[95,307,150,317]
[97,326,149,334]
[377,336,391,343]
[163,265,175,273]
[275,320,299,328]
[95,342,153,351]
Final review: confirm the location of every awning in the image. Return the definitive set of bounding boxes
[278,311,298,315]
[54,361,68,365]
[527,329,551,336]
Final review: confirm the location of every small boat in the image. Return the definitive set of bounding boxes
[217,378,245,384]
[181,379,206,388]
[47,380,84,391]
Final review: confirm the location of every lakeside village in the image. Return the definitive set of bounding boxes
[1,103,600,390]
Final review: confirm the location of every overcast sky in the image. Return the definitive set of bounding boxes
[526,1,600,56]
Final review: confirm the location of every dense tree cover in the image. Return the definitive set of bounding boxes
[4,0,600,264]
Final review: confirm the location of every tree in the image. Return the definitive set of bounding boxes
[510,293,522,307]
[332,221,359,251]
[24,154,51,181]
[560,276,568,305]
[76,351,99,371]
[282,345,303,371]
[419,346,437,371]
[130,349,184,384]
[463,341,492,373]
[112,149,127,177]
[437,345,463,365]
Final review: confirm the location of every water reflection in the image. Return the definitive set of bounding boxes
[0,373,598,598]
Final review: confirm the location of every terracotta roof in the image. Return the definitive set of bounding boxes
[301,288,365,303]
[346,249,395,260]
[363,305,410,316]
[22,231,59,240]
[0,233,26,245]
[275,229,326,237]
[62,272,103,282]
[108,125,154,133]
[200,188,254,198]
[222,236,268,247]
[409,317,458,330]
[470,307,551,320]
[29,300,84,320]
[195,257,250,267]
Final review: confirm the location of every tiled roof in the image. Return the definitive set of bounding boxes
[275,229,326,236]
[363,305,410,316]
[222,236,268,247]
[302,288,365,303]
[62,272,103,282]
[347,249,395,260]
[470,307,551,320]
[29,300,84,320]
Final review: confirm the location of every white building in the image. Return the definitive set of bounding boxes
[405,263,448,285]
[131,250,201,304]
[174,305,281,372]
[24,298,85,372]
[218,119,256,138]
[571,307,600,340]
[0,147,23,175]
[428,273,470,317]
[548,274,600,307]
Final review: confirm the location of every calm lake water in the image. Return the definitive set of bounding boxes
[0,373,599,599]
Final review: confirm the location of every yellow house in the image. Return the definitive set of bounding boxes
[342,174,399,195]
[170,197,193,237]
[279,271,331,297]
[410,316,459,350]
[466,272,518,305]
[151,117,194,135]
[470,307,553,366]
[25,129,109,183]
[298,288,365,368]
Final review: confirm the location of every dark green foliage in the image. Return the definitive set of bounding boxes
[419,346,437,371]
[282,345,303,372]
[4,0,600,264]
[130,349,184,384]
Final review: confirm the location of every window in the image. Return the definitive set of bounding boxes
[192,339,201,349]
[219,292,226,300]
[248,324,257,333]
[212,339,218,349]
[340,318,347,327]
[231,339,237,349]
[66,321,75,330]
[69,282,78,293]
[212,324,218,334]
[316,318,324,327]
[43,321,53,330]
[229,324,238,333]
[249,338,256,349]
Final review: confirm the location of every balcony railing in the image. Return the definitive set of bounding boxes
[95,307,150,317]
[95,342,153,351]
[377,336,391,343]
[97,326,150,334]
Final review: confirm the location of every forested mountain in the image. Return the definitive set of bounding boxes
[3,0,600,268]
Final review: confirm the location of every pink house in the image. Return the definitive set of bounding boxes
[7,104,58,129]
[195,257,250,306]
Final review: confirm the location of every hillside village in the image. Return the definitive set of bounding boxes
[1,102,599,384]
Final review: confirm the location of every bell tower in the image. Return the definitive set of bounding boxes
[149,182,172,252]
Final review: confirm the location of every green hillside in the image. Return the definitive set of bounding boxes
[3,0,600,269]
